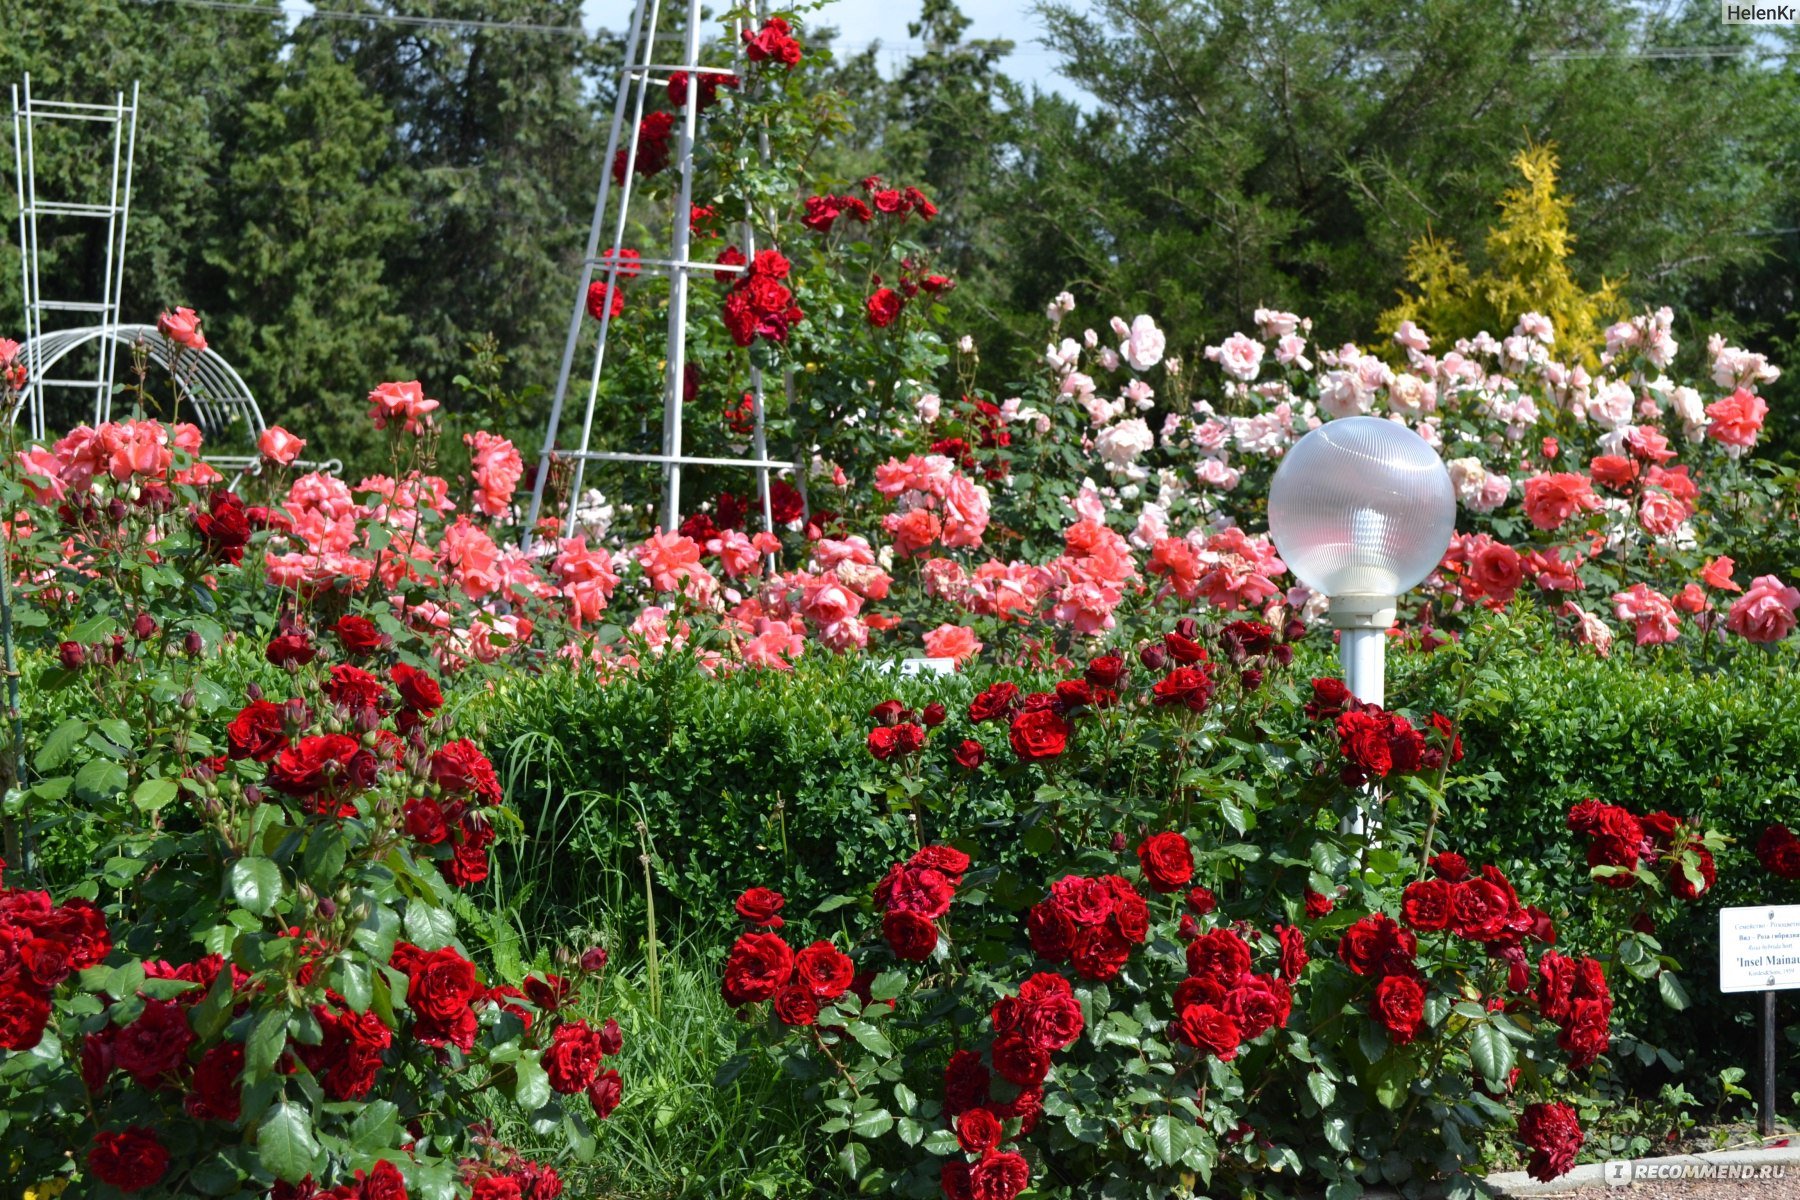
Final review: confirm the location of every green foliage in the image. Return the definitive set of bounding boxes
[1382,143,1623,362]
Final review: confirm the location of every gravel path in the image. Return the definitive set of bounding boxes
[1521,1178,1798,1198]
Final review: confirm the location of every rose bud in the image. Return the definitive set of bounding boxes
[317,897,338,918]
[921,702,947,728]
[136,480,174,511]
[1282,618,1307,642]
[1271,644,1294,667]
[107,498,128,522]
[107,634,126,663]
[580,946,611,972]
[1110,831,1127,852]
[1178,913,1199,940]
[1175,617,1199,640]
[133,613,159,640]
[183,630,205,656]
[179,689,196,710]
[1138,644,1167,672]
[57,640,85,670]
[243,785,263,805]
[246,682,263,701]
[1239,669,1264,691]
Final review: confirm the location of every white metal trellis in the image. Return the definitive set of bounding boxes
[10,74,138,441]
[522,0,795,544]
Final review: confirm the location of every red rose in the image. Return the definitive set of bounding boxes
[955,1107,1002,1155]
[944,1048,990,1116]
[1337,914,1415,977]
[0,983,50,1050]
[597,1017,622,1056]
[1374,974,1426,1044]
[953,739,985,769]
[773,984,819,1025]
[268,733,360,796]
[968,1150,1030,1200]
[391,662,443,713]
[1009,707,1070,761]
[544,1020,606,1094]
[1558,998,1611,1069]
[867,726,901,760]
[967,682,1019,723]
[1401,878,1454,931]
[1304,677,1352,720]
[1276,924,1309,979]
[1756,823,1800,880]
[875,863,955,918]
[909,844,971,878]
[921,702,947,727]
[588,1068,623,1119]
[1518,1101,1583,1182]
[1668,846,1715,901]
[869,699,908,727]
[793,940,855,1000]
[1084,654,1127,688]
[196,490,252,563]
[405,945,481,1045]
[472,1179,524,1200]
[87,1127,169,1192]
[363,1161,409,1200]
[430,739,502,804]
[184,1041,244,1122]
[1449,879,1512,940]
[333,614,387,655]
[1135,831,1194,893]
[1429,851,1470,881]
[113,998,195,1087]
[1304,889,1334,919]
[735,886,786,928]
[721,931,795,1006]
[325,663,387,712]
[1185,928,1251,985]
[990,1033,1050,1086]
[942,1163,974,1200]
[1152,666,1215,712]
[1223,972,1292,1039]
[1186,886,1216,915]
[865,287,904,327]
[404,798,449,845]
[1172,1003,1242,1060]
[883,910,939,961]
[1026,901,1075,961]
[226,700,286,761]
[265,631,316,667]
[1069,924,1131,980]
[300,1001,391,1100]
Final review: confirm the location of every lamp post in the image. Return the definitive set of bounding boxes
[1267,415,1456,713]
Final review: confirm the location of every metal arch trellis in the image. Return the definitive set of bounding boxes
[521,0,796,546]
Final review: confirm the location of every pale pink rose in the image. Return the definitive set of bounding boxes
[915,392,941,424]
[1587,380,1634,430]
[1317,370,1370,419]
[836,561,891,601]
[922,623,982,665]
[1726,575,1800,644]
[258,426,307,465]
[1560,601,1613,657]
[1255,308,1301,338]
[1097,347,1121,371]
[1071,481,1108,524]
[1611,583,1680,646]
[1274,334,1310,369]
[1119,314,1165,371]
[1514,312,1555,344]
[157,306,207,352]
[1623,425,1676,464]
[1704,388,1768,456]
[1392,320,1430,353]
[367,380,439,434]
[1129,504,1170,548]
[818,615,869,653]
[1205,333,1263,382]
[1194,457,1240,491]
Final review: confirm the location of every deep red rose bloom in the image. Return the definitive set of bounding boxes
[1337,914,1416,976]
[404,797,449,845]
[325,663,387,712]
[0,983,50,1050]
[722,931,795,1006]
[332,615,385,656]
[773,983,819,1025]
[990,1032,1050,1086]
[944,1048,990,1116]
[1186,928,1252,985]
[875,863,955,918]
[734,886,785,928]
[1172,1003,1242,1060]
[226,699,286,761]
[1304,889,1334,919]
[953,738,985,769]
[1304,677,1352,720]
[1558,997,1611,1069]
[869,699,907,727]
[1152,666,1215,713]
[268,733,360,796]
[921,702,948,727]
[430,739,503,804]
[196,490,252,564]
[265,632,316,667]
[1401,878,1454,932]
[1026,901,1076,961]
[544,1020,606,1094]
[404,945,481,1037]
[909,844,971,878]
[1084,653,1127,688]
[1185,886,1217,915]
[1374,973,1426,1044]
[1069,924,1131,981]
[1668,846,1715,901]
[1136,831,1194,893]
[969,1150,1030,1200]
[113,998,195,1087]
[967,681,1019,723]
[883,910,939,961]
[299,1000,392,1099]
[865,287,904,328]
[1008,707,1070,761]
[391,662,443,713]
[1276,924,1309,979]
[1223,972,1292,1039]
[87,1127,169,1192]
[472,1178,525,1200]
[362,1161,409,1200]
[1755,823,1800,880]
[1518,1101,1583,1181]
[589,1067,624,1118]
[1449,879,1512,941]
[794,940,855,1000]
[867,726,901,759]
[184,1041,244,1122]
[955,1107,1003,1156]
[1429,851,1470,881]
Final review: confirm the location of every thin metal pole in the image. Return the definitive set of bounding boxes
[19,76,44,440]
[743,0,776,554]
[521,0,651,547]
[10,84,29,434]
[104,83,139,420]
[1760,989,1778,1137]
[659,0,705,532]
[94,88,125,424]
[562,0,668,538]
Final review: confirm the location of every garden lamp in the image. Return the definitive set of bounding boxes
[1266,415,1456,709]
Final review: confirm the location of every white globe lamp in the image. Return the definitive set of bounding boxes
[1267,415,1456,708]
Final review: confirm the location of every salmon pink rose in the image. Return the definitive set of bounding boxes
[257,425,306,465]
[922,623,981,665]
[1726,574,1800,644]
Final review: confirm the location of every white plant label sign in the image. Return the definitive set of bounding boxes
[1718,904,1800,993]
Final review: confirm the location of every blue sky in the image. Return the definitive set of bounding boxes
[273,1,1078,93]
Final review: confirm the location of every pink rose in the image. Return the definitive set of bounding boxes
[368,380,439,434]
[157,307,207,352]
[1521,473,1600,532]
[1611,583,1679,647]
[1704,388,1768,456]
[1726,575,1799,644]
[257,426,307,465]
[922,623,982,665]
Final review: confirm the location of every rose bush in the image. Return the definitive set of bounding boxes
[713,620,1725,1197]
